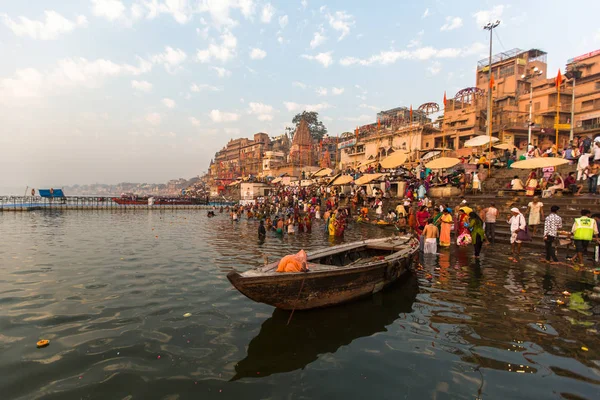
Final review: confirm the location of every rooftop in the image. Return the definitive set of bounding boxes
[477,48,547,69]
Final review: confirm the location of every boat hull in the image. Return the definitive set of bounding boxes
[227,237,418,310]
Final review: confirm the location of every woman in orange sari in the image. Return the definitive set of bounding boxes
[438,208,453,247]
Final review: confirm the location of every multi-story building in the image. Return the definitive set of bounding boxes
[570,49,600,139]
[212,133,271,184]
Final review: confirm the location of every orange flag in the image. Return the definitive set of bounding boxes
[555,69,562,87]
[377,118,381,129]
[489,74,495,89]
[409,105,413,121]
[443,91,447,107]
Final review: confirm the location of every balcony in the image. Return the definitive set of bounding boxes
[575,123,600,133]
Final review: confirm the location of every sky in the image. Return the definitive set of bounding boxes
[1,0,599,188]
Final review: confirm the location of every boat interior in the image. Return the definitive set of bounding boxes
[310,247,397,267]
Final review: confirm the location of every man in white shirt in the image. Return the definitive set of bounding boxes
[577,153,590,182]
[508,207,526,260]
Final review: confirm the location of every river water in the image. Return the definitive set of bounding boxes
[1,210,599,399]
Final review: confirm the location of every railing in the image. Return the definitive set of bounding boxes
[575,123,600,132]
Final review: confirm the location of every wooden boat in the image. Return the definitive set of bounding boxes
[227,235,419,310]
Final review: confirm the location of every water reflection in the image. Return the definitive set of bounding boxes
[232,274,419,381]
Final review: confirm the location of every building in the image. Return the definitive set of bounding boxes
[262,151,286,176]
[570,49,600,139]
[289,119,314,167]
[212,133,271,184]
[377,106,429,125]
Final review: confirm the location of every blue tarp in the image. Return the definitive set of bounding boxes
[39,189,65,198]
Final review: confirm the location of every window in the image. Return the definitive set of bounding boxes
[499,64,514,78]
[596,82,600,90]
[534,102,540,111]
[583,100,594,109]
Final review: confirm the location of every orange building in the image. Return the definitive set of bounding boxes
[570,49,600,139]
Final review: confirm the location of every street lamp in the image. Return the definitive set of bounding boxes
[484,20,500,177]
[521,66,543,145]
[565,66,583,142]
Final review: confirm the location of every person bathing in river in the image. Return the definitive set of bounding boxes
[437,208,453,247]
[258,220,266,238]
[422,218,439,254]
[466,212,485,258]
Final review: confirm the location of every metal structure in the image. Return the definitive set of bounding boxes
[418,102,440,115]
[453,87,485,105]
[477,48,546,69]
[521,66,544,144]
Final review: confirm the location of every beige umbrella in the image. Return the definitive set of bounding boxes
[493,143,517,150]
[425,157,461,169]
[331,175,354,186]
[354,173,384,185]
[271,177,282,184]
[313,168,333,177]
[464,135,499,147]
[379,152,408,169]
[358,158,378,168]
[510,157,569,169]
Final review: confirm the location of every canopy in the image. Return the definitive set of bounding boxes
[510,157,569,169]
[379,152,407,169]
[425,157,461,169]
[313,168,333,177]
[493,143,517,150]
[300,179,315,187]
[464,135,500,147]
[331,175,354,186]
[228,180,242,187]
[271,177,282,184]
[354,173,384,185]
[421,150,441,160]
[358,158,378,168]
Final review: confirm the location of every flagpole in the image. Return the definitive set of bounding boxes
[484,20,499,178]
[442,92,447,156]
[556,70,561,154]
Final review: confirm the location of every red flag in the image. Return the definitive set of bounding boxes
[443,91,447,107]
[409,105,413,121]
[489,74,495,89]
[555,69,562,87]
[377,118,381,129]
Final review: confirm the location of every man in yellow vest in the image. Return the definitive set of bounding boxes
[571,209,598,266]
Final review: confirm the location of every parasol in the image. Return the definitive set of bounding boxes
[330,175,354,186]
[313,168,333,177]
[424,157,461,169]
[464,135,500,147]
[421,150,441,160]
[510,158,569,169]
[379,152,408,169]
[354,173,384,185]
[493,143,517,150]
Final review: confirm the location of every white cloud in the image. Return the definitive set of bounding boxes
[0,57,151,101]
[1,11,87,40]
[196,31,237,63]
[248,102,274,121]
[212,66,231,78]
[190,83,220,92]
[316,87,328,96]
[131,80,152,92]
[225,127,241,135]
[279,15,288,29]
[427,61,442,75]
[310,30,327,49]
[301,52,333,67]
[160,131,176,138]
[292,81,307,89]
[151,46,187,72]
[360,104,380,111]
[146,112,161,125]
[189,117,201,126]
[341,114,371,122]
[327,11,354,41]
[596,28,600,42]
[339,42,486,66]
[422,8,430,18]
[261,3,275,23]
[332,87,344,95]
[277,35,284,44]
[284,101,331,112]
[162,98,176,109]
[210,109,240,122]
[91,0,126,21]
[250,47,267,60]
[473,5,504,27]
[301,0,308,9]
[195,0,255,27]
[440,16,463,31]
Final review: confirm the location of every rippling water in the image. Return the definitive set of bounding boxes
[1,210,599,399]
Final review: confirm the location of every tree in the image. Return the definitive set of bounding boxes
[292,111,328,141]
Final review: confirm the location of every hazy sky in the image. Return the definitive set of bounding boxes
[1,0,599,187]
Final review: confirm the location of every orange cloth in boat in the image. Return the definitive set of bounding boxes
[276,250,308,273]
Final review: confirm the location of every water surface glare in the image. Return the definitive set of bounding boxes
[1,210,599,399]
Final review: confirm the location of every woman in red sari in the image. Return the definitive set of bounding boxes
[416,206,430,235]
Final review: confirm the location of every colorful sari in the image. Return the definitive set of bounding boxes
[439,213,453,247]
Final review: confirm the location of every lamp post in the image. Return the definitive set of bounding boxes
[521,66,543,145]
[484,20,500,177]
[565,66,583,142]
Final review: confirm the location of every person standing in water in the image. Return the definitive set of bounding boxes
[422,218,439,254]
[258,220,266,238]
